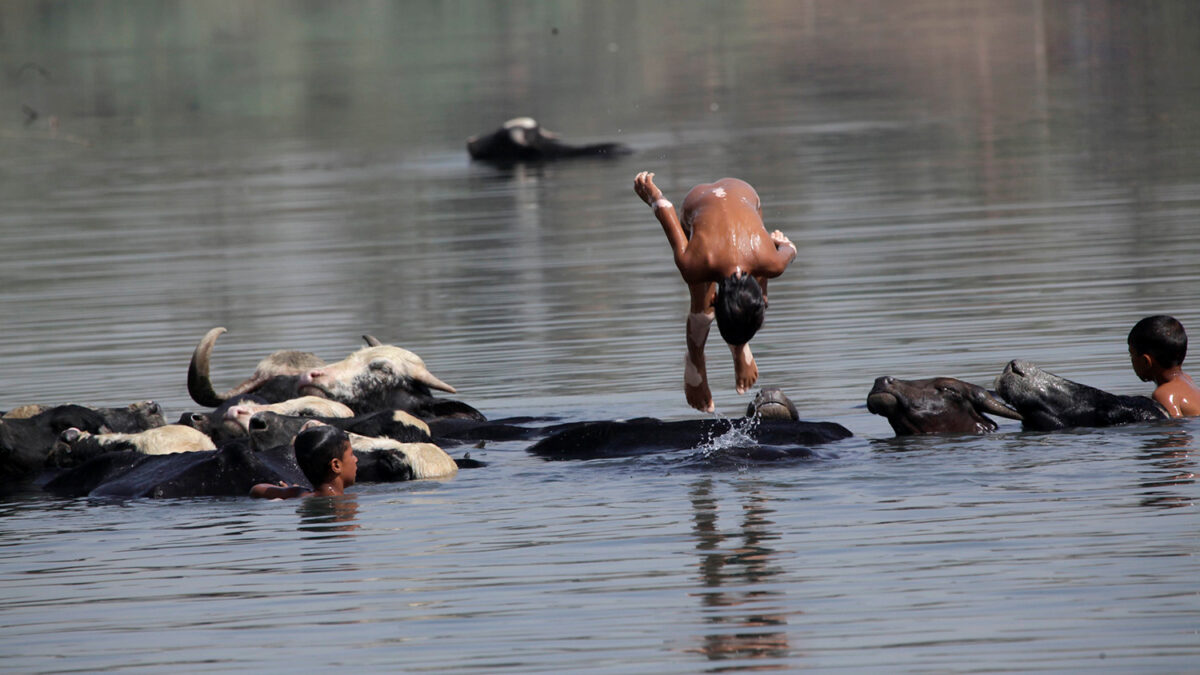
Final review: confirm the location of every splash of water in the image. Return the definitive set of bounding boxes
[694,411,761,459]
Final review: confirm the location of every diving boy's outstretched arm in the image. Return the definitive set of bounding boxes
[635,171,689,269]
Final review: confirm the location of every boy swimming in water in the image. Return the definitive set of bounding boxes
[1128,315,1200,417]
[634,171,797,412]
[250,424,358,499]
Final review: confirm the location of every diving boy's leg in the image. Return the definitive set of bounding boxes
[685,310,716,413]
[728,342,758,394]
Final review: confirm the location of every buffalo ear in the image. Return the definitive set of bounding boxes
[975,390,1023,420]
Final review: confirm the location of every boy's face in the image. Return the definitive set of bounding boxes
[1129,346,1153,382]
[337,445,358,486]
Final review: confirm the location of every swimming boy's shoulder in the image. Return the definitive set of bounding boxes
[1152,371,1200,417]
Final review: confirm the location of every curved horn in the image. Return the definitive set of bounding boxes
[187,327,273,407]
[362,334,383,347]
[188,327,229,407]
[975,389,1023,421]
[412,365,457,394]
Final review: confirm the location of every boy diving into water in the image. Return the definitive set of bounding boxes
[634,171,797,413]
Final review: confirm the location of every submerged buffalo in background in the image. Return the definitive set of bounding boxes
[866,376,1023,435]
[187,327,485,420]
[467,117,631,163]
[526,388,851,460]
[994,360,1169,431]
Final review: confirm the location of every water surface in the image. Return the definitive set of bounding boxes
[1,1,1198,672]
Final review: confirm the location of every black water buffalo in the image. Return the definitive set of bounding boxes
[42,441,306,499]
[994,360,1169,431]
[526,388,851,460]
[242,410,434,452]
[47,424,218,469]
[176,393,270,444]
[0,402,167,484]
[866,376,1023,435]
[187,327,485,420]
[467,117,631,163]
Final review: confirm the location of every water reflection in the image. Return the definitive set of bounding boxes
[688,478,792,670]
[1135,427,1195,509]
[297,495,360,537]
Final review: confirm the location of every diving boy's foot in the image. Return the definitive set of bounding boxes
[730,343,758,394]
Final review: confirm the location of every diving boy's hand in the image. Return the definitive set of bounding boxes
[770,230,795,252]
[634,171,663,206]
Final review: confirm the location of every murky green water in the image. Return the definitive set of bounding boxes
[2,1,1198,672]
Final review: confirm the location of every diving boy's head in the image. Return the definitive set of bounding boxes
[294,424,356,489]
[714,271,765,346]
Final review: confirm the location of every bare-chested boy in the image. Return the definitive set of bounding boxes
[1128,315,1200,417]
[634,171,797,412]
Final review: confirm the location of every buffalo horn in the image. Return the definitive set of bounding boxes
[187,327,272,407]
[412,365,457,394]
[975,389,1023,421]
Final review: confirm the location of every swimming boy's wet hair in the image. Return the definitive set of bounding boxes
[1128,315,1188,368]
[714,272,765,347]
[294,425,351,487]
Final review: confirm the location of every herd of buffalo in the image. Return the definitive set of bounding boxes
[0,323,1172,500]
[0,120,1177,498]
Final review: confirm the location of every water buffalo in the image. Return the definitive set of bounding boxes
[344,431,458,482]
[41,441,307,499]
[526,388,851,460]
[187,327,485,420]
[188,327,326,407]
[47,425,218,468]
[43,423,460,499]
[866,376,1023,435]
[0,402,167,484]
[466,117,631,162]
[221,396,355,436]
[243,410,433,452]
[994,360,1169,431]
[296,345,484,419]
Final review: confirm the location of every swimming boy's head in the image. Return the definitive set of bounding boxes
[1128,315,1188,377]
[714,271,765,346]
[294,424,356,488]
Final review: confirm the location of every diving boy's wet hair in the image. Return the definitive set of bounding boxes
[1128,315,1188,368]
[714,272,765,346]
[294,425,351,487]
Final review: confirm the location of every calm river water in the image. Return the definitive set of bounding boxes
[2,1,1199,672]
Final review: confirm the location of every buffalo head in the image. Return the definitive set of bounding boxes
[867,376,1022,435]
[994,360,1168,431]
